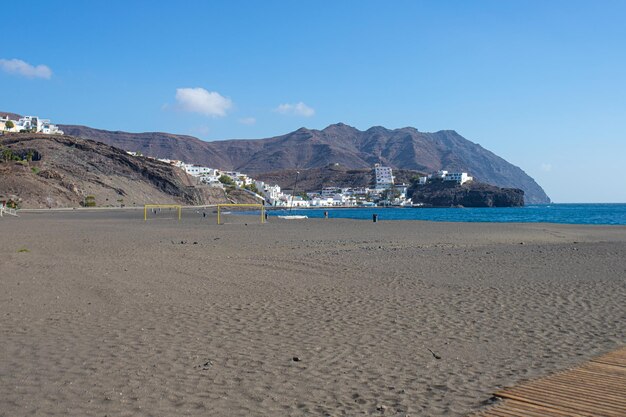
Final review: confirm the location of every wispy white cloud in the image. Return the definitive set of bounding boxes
[274,102,315,117]
[0,58,52,79]
[175,87,232,117]
[238,117,256,125]
[541,163,552,172]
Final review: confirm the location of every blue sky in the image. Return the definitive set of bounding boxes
[2,1,625,203]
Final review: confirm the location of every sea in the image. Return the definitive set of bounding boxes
[267,204,626,226]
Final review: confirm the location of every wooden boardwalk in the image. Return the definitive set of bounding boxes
[471,346,626,417]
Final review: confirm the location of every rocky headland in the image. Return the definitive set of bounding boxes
[410,181,525,207]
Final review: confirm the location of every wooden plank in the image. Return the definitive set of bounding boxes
[501,386,624,413]
[504,400,587,417]
[549,374,625,388]
[500,404,571,417]
[584,361,626,375]
[517,384,626,406]
[557,366,625,379]
[575,367,626,382]
[475,404,550,417]
[534,379,626,404]
[535,375,626,390]
[537,369,626,384]
[505,381,625,407]
[590,349,626,367]
[498,391,623,416]
[503,385,626,412]
[591,359,626,368]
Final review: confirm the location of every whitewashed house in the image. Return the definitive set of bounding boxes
[181,164,215,177]
[444,172,473,184]
[258,183,284,206]
[421,170,473,185]
[309,197,335,207]
[7,116,64,134]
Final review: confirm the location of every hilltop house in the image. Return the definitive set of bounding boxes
[418,170,473,185]
[0,115,64,134]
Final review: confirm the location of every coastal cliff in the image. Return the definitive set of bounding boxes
[410,181,524,207]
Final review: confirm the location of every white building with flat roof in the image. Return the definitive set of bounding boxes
[9,116,64,135]
[321,187,341,198]
[421,170,473,185]
[444,172,473,184]
[180,164,216,177]
[374,164,394,190]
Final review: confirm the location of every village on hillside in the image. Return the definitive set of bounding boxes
[0,114,64,135]
[139,152,474,208]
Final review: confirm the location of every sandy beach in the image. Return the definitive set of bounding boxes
[1,210,624,416]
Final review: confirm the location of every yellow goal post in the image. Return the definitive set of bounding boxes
[144,204,182,221]
[217,203,265,225]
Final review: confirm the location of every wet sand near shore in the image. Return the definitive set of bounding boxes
[1,210,625,416]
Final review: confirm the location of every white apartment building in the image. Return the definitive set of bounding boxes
[374,164,394,190]
[321,187,341,198]
[181,163,216,177]
[444,172,473,184]
[420,170,473,185]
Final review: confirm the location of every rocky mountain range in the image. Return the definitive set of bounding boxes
[58,122,550,204]
[2,111,550,203]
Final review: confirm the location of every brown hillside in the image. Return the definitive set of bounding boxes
[0,133,230,209]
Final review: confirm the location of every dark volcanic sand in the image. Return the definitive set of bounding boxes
[1,210,624,416]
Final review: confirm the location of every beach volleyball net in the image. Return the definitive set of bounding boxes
[144,204,182,221]
[217,203,265,225]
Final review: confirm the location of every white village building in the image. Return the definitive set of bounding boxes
[419,170,473,185]
[1,115,64,135]
[444,172,473,184]
[374,164,394,190]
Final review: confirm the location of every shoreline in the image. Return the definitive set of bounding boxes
[13,204,626,227]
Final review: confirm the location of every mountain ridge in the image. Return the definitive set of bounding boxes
[58,122,550,203]
[1,112,549,203]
